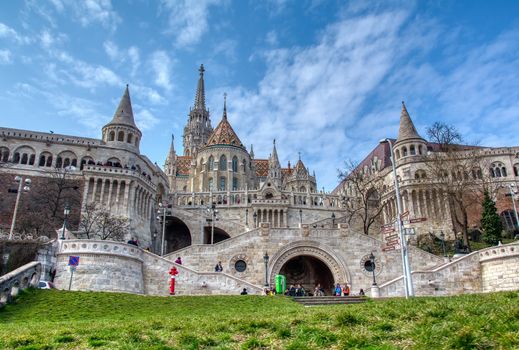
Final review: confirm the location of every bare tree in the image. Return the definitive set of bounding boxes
[338,160,386,235]
[424,122,486,250]
[78,202,128,241]
[94,210,128,241]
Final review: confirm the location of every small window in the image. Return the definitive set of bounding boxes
[402,147,408,157]
[220,155,227,171]
[235,260,247,272]
[117,131,125,141]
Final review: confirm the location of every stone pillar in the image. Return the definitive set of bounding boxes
[82,177,90,209]
[371,285,380,298]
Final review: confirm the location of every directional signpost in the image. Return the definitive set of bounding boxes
[68,256,80,291]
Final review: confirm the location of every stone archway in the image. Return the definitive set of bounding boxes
[269,241,350,294]
[203,226,231,244]
[164,216,192,254]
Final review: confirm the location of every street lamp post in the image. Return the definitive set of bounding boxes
[9,176,31,240]
[157,203,168,256]
[206,203,218,244]
[263,252,269,287]
[440,231,447,257]
[380,138,414,298]
[245,208,249,227]
[60,203,71,240]
[369,252,377,286]
[299,209,302,224]
[507,184,519,231]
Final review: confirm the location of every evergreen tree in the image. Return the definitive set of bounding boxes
[480,192,503,245]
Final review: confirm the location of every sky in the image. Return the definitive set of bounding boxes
[1,0,519,191]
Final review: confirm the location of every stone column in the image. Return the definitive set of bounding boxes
[82,177,90,209]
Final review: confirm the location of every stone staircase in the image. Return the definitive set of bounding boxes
[292,296,367,306]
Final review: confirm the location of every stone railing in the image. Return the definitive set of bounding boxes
[479,243,519,262]
[83,165,156,189]
[59,239,145,262]
[0,261,41,307]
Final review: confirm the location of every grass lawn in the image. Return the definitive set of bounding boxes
[0,289,518,349]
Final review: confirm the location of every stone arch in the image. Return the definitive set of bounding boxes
[164,216,192,253]
[268,240,350,289]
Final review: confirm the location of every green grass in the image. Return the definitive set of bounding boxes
[0,289,518,349]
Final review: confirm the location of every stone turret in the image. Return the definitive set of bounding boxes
[268,139,282,187]
[164,134,177,190]
[182,64,213,157]
[394,102,427,161]
[102,85,142,152]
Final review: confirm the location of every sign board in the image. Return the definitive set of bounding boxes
[400,211,409,219]
[68,256,80,267]
[385,234,399,241]
[410,218,427,224]
[382,227,396,233]
[382,245,397,252]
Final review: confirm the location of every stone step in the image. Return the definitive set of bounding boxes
[293,296,367,306]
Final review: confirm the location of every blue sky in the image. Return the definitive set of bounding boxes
[1,1,519,191]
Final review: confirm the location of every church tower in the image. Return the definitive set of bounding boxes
[182,64,213,157]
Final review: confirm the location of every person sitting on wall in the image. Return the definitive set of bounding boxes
[175,257,182,265]
[288,284,296,297]
[295,284,305,296]
[127,237,138,246]
[342,284,350,296]
[240,288,248,295]
[335,283,342,296]
[214,261,223,272]
[359,289,365,296]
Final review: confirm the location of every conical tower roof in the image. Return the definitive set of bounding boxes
[396,101,422,143]
[269,139,281,169]
[193,64,206,111]
[206,95,244,148]
[106,85,138,129]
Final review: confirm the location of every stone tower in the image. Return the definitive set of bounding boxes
[182,64,213,157]
[393,101,427,161]
[102,85,142,153]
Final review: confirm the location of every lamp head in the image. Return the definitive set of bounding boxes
[24,178,32,185]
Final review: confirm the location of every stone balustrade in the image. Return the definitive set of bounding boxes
[0,261,41,307]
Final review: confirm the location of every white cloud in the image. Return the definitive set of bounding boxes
[135,108,161,130]
[265,31,278,46]
[128,46,140,77]
[0,22,30,44]
[74,0,121,31]
[160,0,224,47]
[104,41,141,77]
[103,40,120,60]
[149,51,172,91]
[0,49,12,64]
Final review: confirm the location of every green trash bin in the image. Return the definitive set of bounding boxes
[275,274,286,294]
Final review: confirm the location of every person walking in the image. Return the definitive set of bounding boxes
[214,261,223,272]
[175,257,182,265]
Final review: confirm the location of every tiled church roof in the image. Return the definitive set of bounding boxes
[206,117,245,148]
[176,156,192,175]
[253,159,268,177]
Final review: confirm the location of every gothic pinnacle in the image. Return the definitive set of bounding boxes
[193,64,206,111]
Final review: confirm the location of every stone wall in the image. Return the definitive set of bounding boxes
[0,261,40,307]
[54,240,145,294]
[480,243,519,292]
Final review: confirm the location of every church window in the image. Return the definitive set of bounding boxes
[300,186,306,192]
[135,137,139,147]
[109,131,115,141]
[415,170,426,179]
[232,177,238,190]
[418,145,423,155]
[39,155,46,166]
[472,167,483,179]
[29,154,35,165]
[490,162,507,178]
[242,159,246,172]
[21,153,28,165]
[63,158,70,168]
[117,131,125,141]
[46,155,53,167]
[402,147,408,157]
[208,178,213,190]
[501,210,518,231]
[220,155,227,170]
[410,145,416,155]
[514,163,519,177]
[127,133,133,143]
[219,177,226,191]
[0,147,9,162]
[55,156,63,168]
[395,149,400,159]
[208,156,214,171]
[232,156,238,172]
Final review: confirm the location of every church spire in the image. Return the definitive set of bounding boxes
[396,101,423,143]
[194,64,206,111]
[269,139,280,168]
[222,92,227,120]
[168,134,175,155]
[250,144,254,159]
